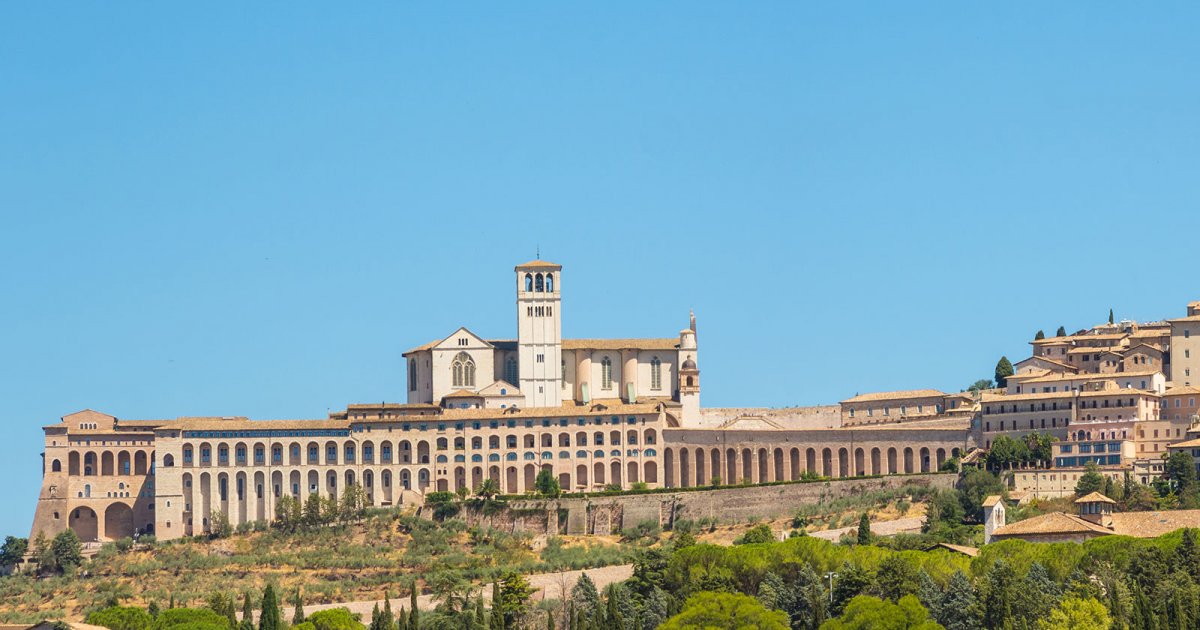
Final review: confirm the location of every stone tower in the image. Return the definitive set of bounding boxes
[678,311,701,423]
[516,260,563,408]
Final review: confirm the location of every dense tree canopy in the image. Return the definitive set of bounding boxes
[660,592,789,630]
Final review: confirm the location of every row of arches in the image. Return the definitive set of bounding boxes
[64,450,152,476]
[67,502,136,542]
[662,445,957,488]
[177,430,659,469]
[523,272,555,292]
[180,458,658,534]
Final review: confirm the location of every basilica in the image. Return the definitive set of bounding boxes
[28,260,969,543]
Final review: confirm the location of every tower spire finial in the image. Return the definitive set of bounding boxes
[536,243,540,259]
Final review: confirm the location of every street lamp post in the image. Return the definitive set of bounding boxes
[824,571,837,604]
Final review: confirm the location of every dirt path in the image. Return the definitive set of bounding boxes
[808,516,923,541]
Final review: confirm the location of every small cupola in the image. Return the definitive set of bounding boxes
[1075,491,1116,527]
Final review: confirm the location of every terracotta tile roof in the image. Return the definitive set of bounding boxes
[1165,386,1200,396]
[172,418,350,431]
[1168,438,1200,449]
[1168,315,1200,323]
[982,495,1003,507]
[992,512,1113,537]
[562,338,679,351]
[1109,510,1200,537]
[515,260,562,269]
[840,389,947,404]
[1075,492,1116,504]
[932,543,979,557]
[1031,337,1073,345]
[443,390,481,398]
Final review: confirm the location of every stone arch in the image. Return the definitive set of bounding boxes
[710,449,721,485]
[806,448,817,474]
[694,448,706,487]
[644,428,657,445]
[594,461,606,486]
[773,448,785,482]
[417,441,430,465]
[70,506,98,541]
[117,451,131,476]
[903,447,914,474]
[790,448,801,480]
[821,448,833,477]
[725,448,737,485]
[887,447,898,474]
[134,450,148,475]
[627,461,639,484]
[558,470,571,491]
[326,470,339,500]
[104,503,134,540]
[741,448,753,484]
[919,447,931,473]
[84,451,97,475]
[69,451,80,475]
[936,448,947,469]
[664,448,675,487]
[679,448,691,488]
[576,464,589,489]
[871,448,882,475]
[854,448,865,476]
[51,458,62,473]
[324,440,339,465]
[757,448,769,483]
[363,470,375,504]
[307,470,320,497]
[523,464,537,492]
[101,451,115,476]
[610,460,622,488]
[644,460,657,484]
[254,471,267,521]
[837,448,849,478]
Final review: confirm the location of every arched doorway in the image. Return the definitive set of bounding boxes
[104,503,133,540]
[70,506,99,541]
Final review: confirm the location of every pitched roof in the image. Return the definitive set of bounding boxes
[982,495,1003,507]
[931,543,979,557]
[1075,492,1116,504]
[840,389,947,404]
[514,260,562,269]
[991,511,1113,537]
[562,338,678,351]
[1109,510,1200,537]
[443,390,482,399]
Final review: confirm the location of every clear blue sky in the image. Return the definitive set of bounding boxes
[2,4,1199,538]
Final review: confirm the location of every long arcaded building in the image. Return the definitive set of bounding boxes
[28,260,971,542]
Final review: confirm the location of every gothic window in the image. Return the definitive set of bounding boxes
[650,357,662,390]
[452,352,476,388]
[545,273,554,292]
[601,356,613,390]
[505,356,518,385]
[535,273,544,292]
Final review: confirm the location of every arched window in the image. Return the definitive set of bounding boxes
[452,352,476,388]
[545,273,554,292]
[163,454,174,468]
[524,273,533,291]
[535,273,544,292]
[650,357,662,391]
[601,356,613,390]
[51,459,61,472]
[505,356,519,385]
[408,359,417,391]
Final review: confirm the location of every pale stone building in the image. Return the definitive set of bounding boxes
[27,259,969,543]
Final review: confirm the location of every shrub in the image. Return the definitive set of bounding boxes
[153,607,230,630]
[115,537,134,553]
[87,606,153,630]
[306,608,364,630]
[733,524,775,545]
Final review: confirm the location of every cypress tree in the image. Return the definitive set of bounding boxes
[370,603,381,630]
[490,581,503,630]
[169,593,176,609]
[1056,326,1066,337]
[856,513,871,545]
[292,588,305,626]
[382,593,394,630]
[547,610,555,630]
[409,587,419,630]
[1035,330,1045,340]
[396,608,408,630]
[994,356,1014,389]
[475,596,486,628]
[1110,308,1115,324]
[240,591,255,630]
[148,601,160,619]
[259,585,281,630]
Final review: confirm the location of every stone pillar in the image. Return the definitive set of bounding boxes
[621,349,638,402]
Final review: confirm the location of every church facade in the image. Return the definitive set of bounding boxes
[27,260,970,543]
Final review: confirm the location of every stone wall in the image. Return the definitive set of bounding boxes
[495,473,956,535]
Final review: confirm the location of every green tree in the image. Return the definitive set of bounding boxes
[874,555,921,602]
[660,592,789,630]
[292,588,305,627]
[0,536,28,569]
[50,528,83,572]
[966,379,993,393]
[303,493,324,527]
[1166,450,1197,496]
[1035,330,1045,340]
[1075,460,1105,496]
[994,356,1014,389]
[153,607,231,630]
[88,606,154,630]
[1056,326,1066,337]
[273,495,301,531]
[475,478,500,500]
[339,483,367,522]
[1039,597,1110,630]
[306,609,365,630]
[1109,308,1114,324]
[570,573,600,617]
[857,513,872,545]
[833,563,875,615]
[149,602,161,620]
[981,560,1018,630]
[958,469,1005,522]
[819,595,942,630]
[210,509,232,538]
[497,571,534,628]
[258,585,282,630]
[735,524,775,545]
[930,571,981,630]
[240,592,255,630]
[534,469,561,498]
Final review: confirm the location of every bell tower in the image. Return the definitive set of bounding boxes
[516,260,563,408]
[678,311,701,423]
